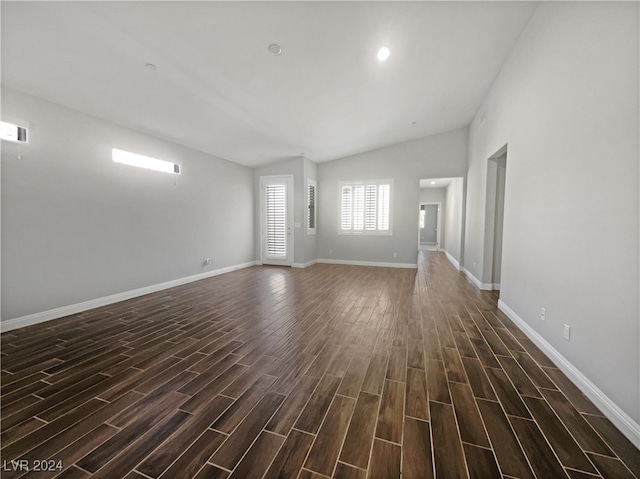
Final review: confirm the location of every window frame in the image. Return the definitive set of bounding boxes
[338,179,393,236]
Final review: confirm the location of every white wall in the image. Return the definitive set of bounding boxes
[419,188,446,206]
[444,177,464,264]
[419,187,446,247]
[464,1,639,428]
[1,88,255,322]
[318,128,468,266]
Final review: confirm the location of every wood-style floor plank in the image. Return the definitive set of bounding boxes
[1,252,635,479]
[375,380,404,444]
[583,414,640,478]
[430,401,468,479]
[403,417,434,479]
[588,453,637,479]
[334,463,366,479]
[265,375,319,436]
[476,399,535,479]
[367,439,400,479]
[463,443,501,479]
[523,395,599,475]
[510,416,570,479]
[210,392,285,470]
[339,392,380,470]
[227,431,284,479]
[304,395,356,476]
[137,395,233,478]
[263,428,315,479]
[449,382,490,448]
[404,367,429,421]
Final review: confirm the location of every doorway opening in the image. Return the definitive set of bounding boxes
[483,147,507,292]
[419,203,441,251]
[418,177,465,269]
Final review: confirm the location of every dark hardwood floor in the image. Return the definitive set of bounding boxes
[1,251,638,479]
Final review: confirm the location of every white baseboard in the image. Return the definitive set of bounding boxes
[317,259,417,269]
[1,261,259,333]
[492,283,500,290]
[443,250,461,271]
[461,267,492,290]
[498,299,640,448]
[292,260,318,269]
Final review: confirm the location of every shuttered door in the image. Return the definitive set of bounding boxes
[261,176,293,265]
[265,184,287,257]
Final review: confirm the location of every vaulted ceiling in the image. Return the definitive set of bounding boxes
[2,2,537,167]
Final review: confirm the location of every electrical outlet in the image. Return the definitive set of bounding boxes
[540,307,546,321]
[205,258,212,265]
[329,249,333,255]
[393,252,397,258]
[563,324,571,341]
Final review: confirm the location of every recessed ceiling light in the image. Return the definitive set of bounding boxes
[268,44,282,56]
[145,63,157,71]
[412,121,417,125]
[377,47,390,62]
[430,181,436,185]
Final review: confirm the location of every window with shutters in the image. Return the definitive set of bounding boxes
[339,180,393,235]
[307,179,316,235]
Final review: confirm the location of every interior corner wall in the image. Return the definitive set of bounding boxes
[317,128,468,266]
[1,88,255,322]
[464,1,639,426]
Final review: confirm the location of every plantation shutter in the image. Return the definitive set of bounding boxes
[265,184,287,257]
[365,184,377,230]
[307,181,316,232]
[378,184,390,231]
[339,180,392,235]
[341,185,352,230]
[353,185,365,230]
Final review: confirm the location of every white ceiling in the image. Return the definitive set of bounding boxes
[1,2,537,168]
